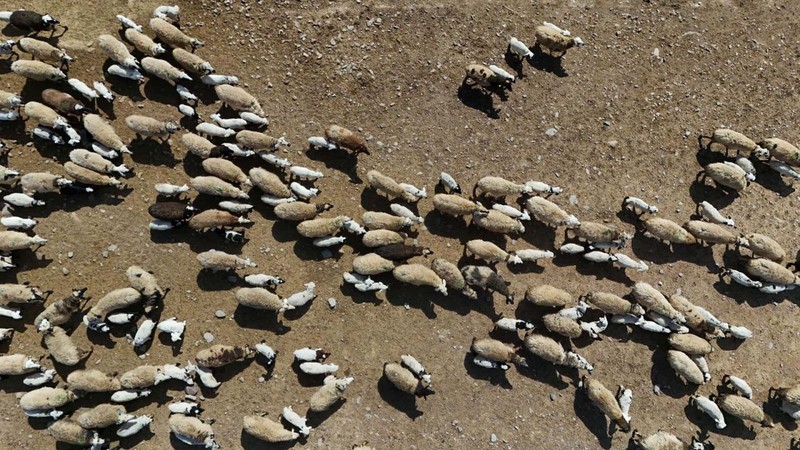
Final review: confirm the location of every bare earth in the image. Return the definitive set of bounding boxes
[2,0,800,449]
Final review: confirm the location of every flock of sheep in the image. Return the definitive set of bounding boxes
[1,4,800,450]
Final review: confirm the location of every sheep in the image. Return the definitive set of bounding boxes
[297,215,351,239]
[737,233,785,262]
[632,282,686,323]
[0,10,61,34]
[717,394,773,428]
[107,64,143,81]
[271,202,329,222]
[202,73,239,85]
[236,287,291,312]
[120,364,192,389]
[324,124,369,155]
[190,176,249,199]
[0,90,22,109]
[48,420,104,447]
[143,57,191,84]
[290,182,319,200]
[433,193,485,216]
[309,376,354,412]
[698,162,749,191]
[20,387,77,414]
[148,202,195,221]
[534,24,585,57]
[18,37,70,65]
[571,221,624,244]
[0,231,47,251]
[525,285,572,308]
[362,211,413,231]
[150,17,204,50]
[214,84,264,116]
[83,114,129,154]
[668,333,713,355]
[367,170,417,202]
[189,209,251,231]
[623,196,658,215]
[697,201,734,227]
[667,350,705,385]
[173,48,213,75]
[699,128,763,156]
[393,264,447,295]
[123,27,164,57]
[41,89,83,115]
[430,258,472,296]
[125,115,180,140]
[182,132,223,159]
[462,265,513,303]
[582,376,631,432]
[197,249,256,272]
[0,354,40,375]
[10,59,65,81]
[473,210,525,234]
[286,283,316,307]
[247,168,291,198]
[683,220,737,246]
[582,292,643,317]
[243,415,298,443]
[196,344,254,368]
[668,294,723,335]
[363,229,405,248]
[384,362,435,397]
[69,149,129,176]
[474,176,531,198]
[464,63,511,89]
[543,313,582,338]
[41,323,91,365]
[525,196,580,228]
[0,283,47,305]
[237,130,288,151]
[466,239,522,264]
[24,101,69,130]
[523,334,592,372]
[34,288,86,330]
[78,403,134,429]
[375,244,431,261]
[743,258,798,285]
[721,374,752,399]
[4,192,45,207]
[201,158,251,187]
[153,5,180,20]
[641,217,696,246]
[66,369,121,393]
[97,34,138,68]
[82,287,142,331]
[352,253,396,276]
[64,162,121,187]
[631,430,712,450]
[471,337,527,366]
[126,266,167,305]
[170,414,219,449]
[758,137,800,166]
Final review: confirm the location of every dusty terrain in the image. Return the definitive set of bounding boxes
[1,0,800,449]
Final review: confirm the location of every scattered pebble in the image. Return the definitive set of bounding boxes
[490,433,498,443]
[545,127,558,137]
[653,385,661,395]
[549,393,556,401]
[327,298,337,309]
[215,310,226,319]
[203,332,214,343]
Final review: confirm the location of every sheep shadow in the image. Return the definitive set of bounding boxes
[751,158,796,197]
[270,220,300,243]
[503,51,527,80]
[461,351,512,389]
[384,283,437,319]
[142,78,183,106]
[688,177,739,210]
[291,239,336,262]
[517,356,573,390]
[455,84,500,119]
[128,138,180,167]
[528,48,568,78]
[573,385,613,449]
[630,232,710,267]
[104,62,145,102]
[518,220,557,251]
[305,147,363,184]
[339,282,384,306]
[359,188,396,213]
[196,270,239,292]
[240,429,298,450]
[232,305,289,334]
[307,400,346,427]
[573,259,631,284]
[377,375,423,420]
[117,428,156,449]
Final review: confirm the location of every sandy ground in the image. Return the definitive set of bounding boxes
[2,0,800,449]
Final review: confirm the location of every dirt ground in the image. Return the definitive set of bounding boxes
[2,0,800,449]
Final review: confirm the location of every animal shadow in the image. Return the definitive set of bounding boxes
[456,84,500,119]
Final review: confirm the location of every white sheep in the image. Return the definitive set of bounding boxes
[201,73,239,85]
[390,203,423,223]
[97,34,138,68]
[697,201,734,227]
[210,113,247,129]
[153,5,180,20]
[150,17,203,50]
[116,15,142,32]
[107,64,143,81]
[622,196,658,215]
[18,37,72,65]
[197,249,255,271]
[492,203,530,221]
[170,415,219,449]
[126,114,180,140]
[11,60,65,81]
[290,182,319,199]
[84,114,128,153]
[769,159,800,180]
[290,165,324,181]
[173,48,214,74]
[691,395,726,429]
[142,56,191,82]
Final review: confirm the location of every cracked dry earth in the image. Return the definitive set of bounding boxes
[2,0,800,449]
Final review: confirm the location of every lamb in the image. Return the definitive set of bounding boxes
[309,376,354,412]
[34,288,86,330]
[465,239,522,264]
[699,128,764,156]
[249,168,292,198]
[495,317,535,332]
[362,211,413,230]
[190,176,249,199]
[83,114,129,153]
[18,37,71,65]
[324,125,370,155]
[632,282,686,323]
[196,344,254,368]
[209,114,247,130]
[47,420,104,447]
[142,56,191,82]
[534,24,585,57]
[68,79,99,103]
[197,122,235,138]
[236,130,288,151]
[97,34,138,68]
[0,354,40,375]
[290,166,324,182]
[286,282,316,307]
[30,126,64,144]
[683,220,737,246]
[116,14,142,31]
[757,138,800,166]
[197,249,256,271]
[471,337,527,366]
[525,196,580,228]
[352,253,396,275]
[123,27,164,56]
[582,376,631,432]
[384,362,435,397]
[623,196,658,215]
[611,253,648,272]
[189,209,251,231]
[170,414,219,449]
[297,216,351,239]
[0,231,47,251]
[64,162,121,187]
[243,415,298,443]
[117,415,153,438]
[393,264,447,295]
[439,172,461,193]
[525,180,563,196]
[472,210,525,234]
[290,182,319,199]
[690,395,726,429]
[432,194,485,216]
[41,89,83,114]
[78,404,134,429]
[523,334,592,372]
[474,176,531,198]
[299,362,339,375]
[462,265,514,303]
[717,394,773,428]
[261,153,291,170]
[10,59,65,81]
[201,73,239,85]
[69,149,129,176]
[363,229,405,248]
[153,5,180,20]
[525,285,572,308]
[492,203,531,221]
[668,333,713,355]
[107,64,144,81]
[367,170,417,201]
[667,350,705,385]
[125,115,179,140]
[150,17,204,50]
[698,162,749,191]
[24,101,69,130]
[720,374,752,399]
[202,158,251,187]
[173,48,214,75]
[66,369,121,393]
[743,258,798,285]
[488,64,515,83]
[641,217,696,246]
[215,84,264,116]
[737,233,786,262]
[697,201,734,227]
[4,193,45,207]
[20,387,77,414]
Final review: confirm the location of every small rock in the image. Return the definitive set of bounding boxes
[327,298,337,309]
[545,127,558,137]
[101,251,108,258]
[653,48,660,58]
[214,310,226,319]
[185,385,199,396]
[549,393,556,401]
[107,244,118,252]
[569,194,578,205]
[607,140,618,148]
[203,332,214,343]
[257,376,265,383]
[61,267,69,276]
[403,303,410,310]
[768,342,774,350]
[490,433,498,443]
[67,251,74,258]
[653,385,661,395]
